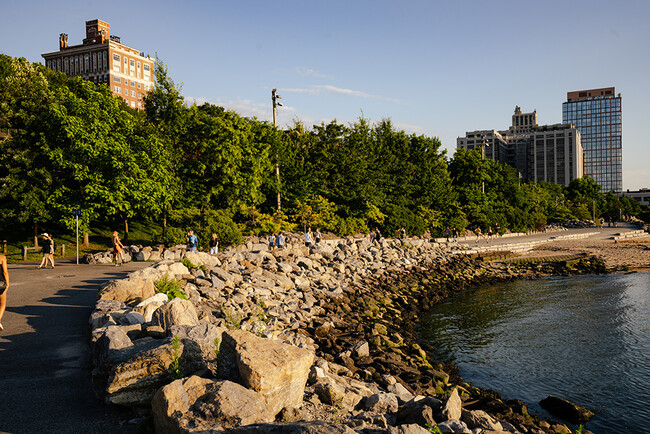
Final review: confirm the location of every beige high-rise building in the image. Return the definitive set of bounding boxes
[457,107,583,187]
[42,19,154,110]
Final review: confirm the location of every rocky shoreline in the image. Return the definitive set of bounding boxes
[89,234,609,433]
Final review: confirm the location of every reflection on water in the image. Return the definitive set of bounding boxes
[418,272,650,433]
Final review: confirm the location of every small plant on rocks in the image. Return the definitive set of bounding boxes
[222,306,242,330]
[155,273,188,301]
[169,335,183,380]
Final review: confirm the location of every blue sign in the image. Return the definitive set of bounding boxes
[72,209,82,217]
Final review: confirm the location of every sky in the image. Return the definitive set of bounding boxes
[2,0,649,190]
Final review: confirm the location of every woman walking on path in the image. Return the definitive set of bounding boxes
[305,228,313,247]
[37,233,54,269]
[209,233,219,255]
[0,254,9,331]
[112,231,125,266]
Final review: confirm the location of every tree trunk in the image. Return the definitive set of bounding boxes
[124,218,129,244]
[83,232,89,247]
[34,222,38,247]
[163,209,167,238]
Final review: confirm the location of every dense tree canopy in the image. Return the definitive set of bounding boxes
[0,54,646,246]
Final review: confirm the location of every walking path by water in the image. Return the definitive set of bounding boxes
[0,225,645,432]
[0,260,149,434]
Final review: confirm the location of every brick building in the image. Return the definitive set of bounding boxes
[42,19,154,110]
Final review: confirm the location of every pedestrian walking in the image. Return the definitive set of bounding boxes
[186,230,198,253]
[112,231,125,266]
[275,232,285,249]
[444,226,451,242]
[304,228,313,247]
[38,233,55,269]
[0,253,9,331]
[475,227,482,244]
[209,233,219,255]
[315,228,322,244]
[375,228,382,241]
[400,227,406,239]
[268,233,275,250]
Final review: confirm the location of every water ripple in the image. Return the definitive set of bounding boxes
[418,272,650,434]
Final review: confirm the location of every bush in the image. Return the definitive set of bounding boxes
[155,273,188,301]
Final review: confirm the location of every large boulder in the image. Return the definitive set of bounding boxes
[153,378,271,433]
[105,337,202,406]
[151,375,215,434]
[98,278,156,306]
[461,409,503,431]
[184,251,221,269]
[133,293,168,322]
[151,298,200,330]
[218,330,314,418]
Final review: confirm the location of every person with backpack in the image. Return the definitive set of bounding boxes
[186,230,198,253]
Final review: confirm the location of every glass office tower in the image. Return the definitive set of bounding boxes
[562,87,622,192]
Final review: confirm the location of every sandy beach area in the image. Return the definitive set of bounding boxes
[523,236,650,272]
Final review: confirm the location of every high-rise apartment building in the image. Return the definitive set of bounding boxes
[562,87,622,192]
[457,107,583,187]
[42,19,154,110]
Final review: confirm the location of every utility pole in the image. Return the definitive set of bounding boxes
[272,88,283,211]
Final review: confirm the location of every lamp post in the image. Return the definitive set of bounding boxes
[481,135,491,194]
[272,88,283,211]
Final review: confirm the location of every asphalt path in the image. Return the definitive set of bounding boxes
[0,225,638,433]
[0,259,150,434]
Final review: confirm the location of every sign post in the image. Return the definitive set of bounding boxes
[72,209,81,264]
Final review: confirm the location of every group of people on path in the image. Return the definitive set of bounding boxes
[37,233,55,269]
[268,232,286,250]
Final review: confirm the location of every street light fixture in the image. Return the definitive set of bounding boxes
[481,135,491,194]
[272,89,282,211]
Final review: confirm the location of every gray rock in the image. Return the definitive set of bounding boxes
[388,382,415,402]
[396,396,439,427]
[363,392,399,413]
[436,419,472,434]
[105,337,202,406]
[461,409,503,431]
[151,298,200,330]
[442,387,462,421]
[218,330,314,418]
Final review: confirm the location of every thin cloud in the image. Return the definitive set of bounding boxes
[281,85,402,103]
[295,67,330,79]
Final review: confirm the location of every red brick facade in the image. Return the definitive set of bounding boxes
[42,19,154,110]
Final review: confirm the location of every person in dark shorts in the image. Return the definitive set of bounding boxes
[0,254,9,331]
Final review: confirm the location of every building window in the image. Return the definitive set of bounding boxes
[131,90,136,97]
[114,76,121,83]
[130,80,135,87]
[124,88,128,95]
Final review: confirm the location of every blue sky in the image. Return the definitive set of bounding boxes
[3,0,649,189]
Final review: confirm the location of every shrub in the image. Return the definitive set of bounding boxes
[155,273,188,301]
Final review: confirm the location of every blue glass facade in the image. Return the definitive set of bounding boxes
[562,94,622,192]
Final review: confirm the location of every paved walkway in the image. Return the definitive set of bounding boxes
[0,260,149,434]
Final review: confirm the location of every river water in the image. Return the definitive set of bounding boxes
[418,272,650,433]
